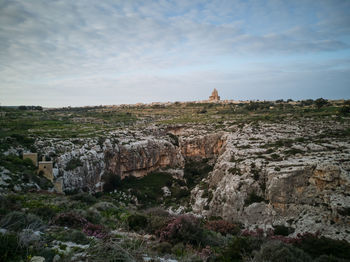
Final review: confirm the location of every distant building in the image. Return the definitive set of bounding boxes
[23,153,38,167]
[209,88,220,101]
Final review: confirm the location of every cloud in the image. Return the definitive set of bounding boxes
[0,0,349,106]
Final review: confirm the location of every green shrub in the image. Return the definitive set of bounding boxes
[0,233,26,261]
[294,233,350,260]
[121,172,174,205]
[273,225,295,236]
[167,133,179,146]
[127,213,148,231]
[158,215,205,246]
[65,157,83,171]
[36,248,57,262]
[172,187,190,199]
[31,206,58,220]
[144,207,170,234]
[0,211,44,231]
[285,148,303,155]
[184,160,213,189]
[87,238,136,262]
[154,241,173,254]
[244,192,265,207]
[315,98,329,109]
[47,229,89,245]
[217,236,254,261]
[253,240,312,262]
[270,153,281,160]
[70,192,97,205]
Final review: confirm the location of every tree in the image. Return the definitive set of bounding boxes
[315,98,328,109]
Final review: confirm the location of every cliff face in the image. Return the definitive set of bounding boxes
[190,121,350,241]
[180,132,226,159]
[36,136,184,192]
[105,139,184,179]
[32,120,350,241]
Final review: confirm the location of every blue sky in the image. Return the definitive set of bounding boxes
[0,0,349,107]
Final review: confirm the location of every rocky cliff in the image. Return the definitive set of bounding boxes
[190,120,350,241]
[4,119,350,241]
[33,130,224,193]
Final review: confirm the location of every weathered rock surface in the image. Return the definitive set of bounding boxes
[34,130,224,192]
[190,120,350,241]
[106,139,184,179]
[180,132,226,160]
[3,118,350,241]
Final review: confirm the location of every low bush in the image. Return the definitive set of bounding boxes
[87,238,139,262]
[158,215,204,246]
[146,214,171,234]
[184,160,213,189]
[65,157,83,171]
[294,233,350,260]
[273,225,295,236]
[46,228,90,245]
[0,211,44,231]
[70,192,97,205]
[0,232,26,261]
[18,228,43,249]
[121,172,174,205]
[253,240,312,262]
[244,192,266,207]
[205,220,241,236]
[83,222,108,239]
[153,241,173,254]
[216,236,255,261]
[52,212,87,228]
[31,206,59,220]
[127,213,148,232]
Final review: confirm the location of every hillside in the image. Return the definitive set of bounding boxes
[0,99,350,262]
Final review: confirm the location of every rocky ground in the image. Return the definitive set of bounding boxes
[1,100,350,261]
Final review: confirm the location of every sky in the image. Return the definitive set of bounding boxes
[0,0,350,107]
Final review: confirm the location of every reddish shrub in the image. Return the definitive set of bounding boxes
[83,223,108,239]
[205,220,240,235]
[241,228,265,238]
[157,215,204,245]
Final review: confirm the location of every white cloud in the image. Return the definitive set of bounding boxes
[0,0,349,106]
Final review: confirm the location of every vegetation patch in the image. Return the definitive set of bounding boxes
[184,159,213,189]
[65,157,83,171]
[244,192,266,207]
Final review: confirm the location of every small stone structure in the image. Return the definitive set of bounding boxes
[209,88,220,101]
[38,156,54,182]
[54,178,63,193]
[23,153,57,188]
[23,153,38,167]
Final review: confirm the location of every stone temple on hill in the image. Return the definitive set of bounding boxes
[209,88,220,101]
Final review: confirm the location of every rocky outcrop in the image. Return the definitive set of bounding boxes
[180,132,226,160]
[106,139,184,179]
[32,129,226,192]
[190,121,350,241]
[8,119,350,241]
[36,136,184,192]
